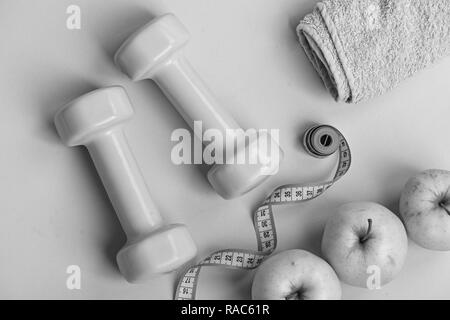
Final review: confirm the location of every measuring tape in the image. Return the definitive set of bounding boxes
[175,124,351,300]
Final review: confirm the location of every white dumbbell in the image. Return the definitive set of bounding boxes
[115,14,283,199]
[54,86,197,283]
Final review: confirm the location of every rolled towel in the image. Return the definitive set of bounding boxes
[297,0,450,103]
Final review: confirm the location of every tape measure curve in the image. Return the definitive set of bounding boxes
[175,124,351,300]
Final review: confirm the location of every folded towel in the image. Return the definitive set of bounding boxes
[297,0,450,103]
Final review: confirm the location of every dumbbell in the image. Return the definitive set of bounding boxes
[54,86,197,283]
[115,13,283,199]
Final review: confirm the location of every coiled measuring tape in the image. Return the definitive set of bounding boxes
[175,124,351,300]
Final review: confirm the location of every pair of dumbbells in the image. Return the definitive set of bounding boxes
[55,14,283,283]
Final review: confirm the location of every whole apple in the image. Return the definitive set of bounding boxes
[399,169,450,251]
[321,202,408,288]
[251,249,341,300]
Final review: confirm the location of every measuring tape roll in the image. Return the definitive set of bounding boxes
[303,125,340,158]
[175,124,351,300]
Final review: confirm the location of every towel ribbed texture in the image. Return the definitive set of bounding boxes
[297,0,450,103]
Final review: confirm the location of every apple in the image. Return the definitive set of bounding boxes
[321,202,408,288]
[251,249,341,300]
[399,169,450,251]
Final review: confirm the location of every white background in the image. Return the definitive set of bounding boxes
[1,0,449,299]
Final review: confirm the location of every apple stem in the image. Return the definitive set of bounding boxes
[439,201,450,216]
[360,219,373,243]
[286,292,300,300]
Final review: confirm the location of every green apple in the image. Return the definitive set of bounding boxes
[399,169,450,251]
[251,249,341,300]
[321,202,408,288]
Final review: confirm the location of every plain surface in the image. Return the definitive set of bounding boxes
[0,0,449,300]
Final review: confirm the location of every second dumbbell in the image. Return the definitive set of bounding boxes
[115,14,283,200]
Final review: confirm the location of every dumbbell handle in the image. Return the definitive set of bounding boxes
[87,128,163,240]
[152,54,241,140]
